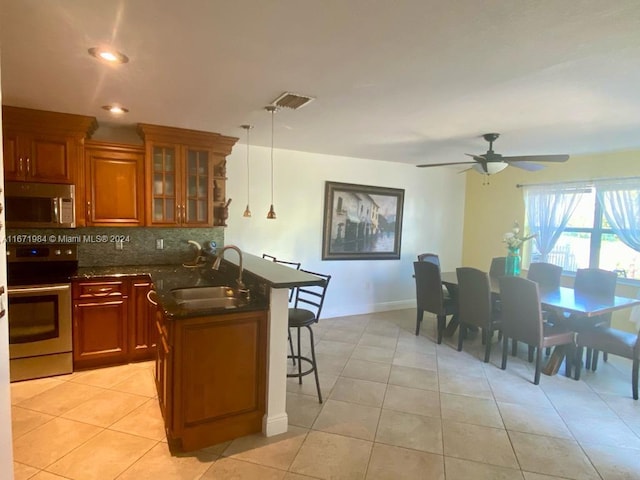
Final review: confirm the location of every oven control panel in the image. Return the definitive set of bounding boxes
[7,244,78,262]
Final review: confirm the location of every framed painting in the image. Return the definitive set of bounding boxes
[322,181,405,260]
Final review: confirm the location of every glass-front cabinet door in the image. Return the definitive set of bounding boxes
[184,147,212,225]
[151,145,178,224]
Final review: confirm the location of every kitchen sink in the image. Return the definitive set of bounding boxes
[170,286,244,311]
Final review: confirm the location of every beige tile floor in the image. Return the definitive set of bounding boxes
[9,308,640,479]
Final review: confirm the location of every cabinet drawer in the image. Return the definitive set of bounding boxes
[74,280,126,299]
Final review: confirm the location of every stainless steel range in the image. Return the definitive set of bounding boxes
[7,244,78,382]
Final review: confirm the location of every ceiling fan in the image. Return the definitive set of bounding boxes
[416,133,569,175]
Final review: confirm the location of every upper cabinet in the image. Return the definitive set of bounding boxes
[84,141,145,226]
[138,124,237,227]
[2,106,97,184]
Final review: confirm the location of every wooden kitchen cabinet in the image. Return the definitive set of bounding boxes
[154,308,268,451]
[72,275,156,369]
[130,276,158,361]
[72,279,129,369]
[2,106,97,184]
[137,124,237,227]
[84,141,145,226]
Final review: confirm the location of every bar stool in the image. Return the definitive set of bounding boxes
[287,269,331,403]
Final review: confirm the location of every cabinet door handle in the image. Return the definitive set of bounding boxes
[18,158,23,174]
[87,201,91,221]
[26,157,31,175]
[147,289,159,306]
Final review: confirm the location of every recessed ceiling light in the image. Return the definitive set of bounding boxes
[102,105,129,114]
[88,47,129,64]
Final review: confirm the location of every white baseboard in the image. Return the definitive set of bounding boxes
[262,412,288,437]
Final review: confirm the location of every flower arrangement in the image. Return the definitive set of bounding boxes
[503,221,536,251]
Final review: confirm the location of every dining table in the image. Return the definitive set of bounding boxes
[439,271,640,376]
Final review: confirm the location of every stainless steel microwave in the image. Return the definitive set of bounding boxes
[5,182,76,228]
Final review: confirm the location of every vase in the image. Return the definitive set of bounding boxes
[505,248,521,276]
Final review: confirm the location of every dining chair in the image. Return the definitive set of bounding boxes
[574,326,640,400]
[489,257,507,278]
[287,269,331,403]
[456,267,501,362]
[499,276,576,384]
[413,261,457,343]
[417,253,440,265]
[527,262,563,356]
[571,268,618,369]
[527,262,562,291]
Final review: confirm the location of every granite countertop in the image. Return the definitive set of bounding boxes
[74,252,325,319]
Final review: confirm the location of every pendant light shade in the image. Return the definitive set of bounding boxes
[241,124,253,217]
[265,106,277,219]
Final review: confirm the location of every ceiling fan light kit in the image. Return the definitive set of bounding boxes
[416,132,569,176]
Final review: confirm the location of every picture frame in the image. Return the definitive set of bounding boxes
[322,181,405,260]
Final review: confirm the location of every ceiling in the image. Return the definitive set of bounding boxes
[1,0,640,167]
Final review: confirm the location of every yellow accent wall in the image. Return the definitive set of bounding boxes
[462,149,640,331]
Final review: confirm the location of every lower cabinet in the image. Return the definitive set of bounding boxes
[72,275,155,370]
[154,308,268,452]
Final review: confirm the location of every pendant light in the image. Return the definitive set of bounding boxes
[241,124,253,217]
[265,106,277,219]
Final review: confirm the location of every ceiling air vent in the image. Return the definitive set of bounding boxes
[271,92,315,110]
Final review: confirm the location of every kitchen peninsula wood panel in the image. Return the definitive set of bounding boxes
[155,308,267,451]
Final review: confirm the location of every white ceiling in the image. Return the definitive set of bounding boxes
[1,0,640,167]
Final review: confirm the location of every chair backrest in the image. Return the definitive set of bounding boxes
[456,267,493,328]
[499,276,544,346]
[527,262,562,291]
[574,268,617,298]
[293,269,331,321]
[262,253,301,270]
[263,254,302,302]
[413,261,445,315]
[417,253,440,266]
[489,257,506,278]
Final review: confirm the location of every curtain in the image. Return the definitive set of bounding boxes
[595,178,640,252]
[523,184,587,262]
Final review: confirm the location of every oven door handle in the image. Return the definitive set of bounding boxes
[53,198,61,225]
[8,284,70,295]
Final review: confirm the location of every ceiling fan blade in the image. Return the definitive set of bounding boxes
[503,154,569,163]
[507,161,546,172]
[416,161,477,168]
[464,153,486,162]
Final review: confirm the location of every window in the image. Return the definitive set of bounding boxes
[526,181,640,280]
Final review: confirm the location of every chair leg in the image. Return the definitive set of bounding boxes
[436,315,445,344]
[512,339,518,357]
[288,328,296,366]
[307,325,323,403]
[603,352,608,363]
[528,345,534,363]
[591,350,600,371]
[415,309,423,336]
[534,347,542,385]
[545,347,551,356]
[574,346,584,380]
[297,326,303,384]
[483,328,492,363]
[585,348,592,370]
[564,343,574,378]
[457,324,465,352]
[501,335,509,370]
[632,359,639,401]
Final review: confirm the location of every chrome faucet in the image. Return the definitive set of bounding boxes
[212,245,245,289]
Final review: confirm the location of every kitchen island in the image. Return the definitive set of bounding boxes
[75,251,324,451]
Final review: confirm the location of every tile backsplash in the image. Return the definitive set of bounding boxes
[6,227,225,267]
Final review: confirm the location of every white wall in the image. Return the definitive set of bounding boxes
[225,145,466,319]
[0,54,15,479]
